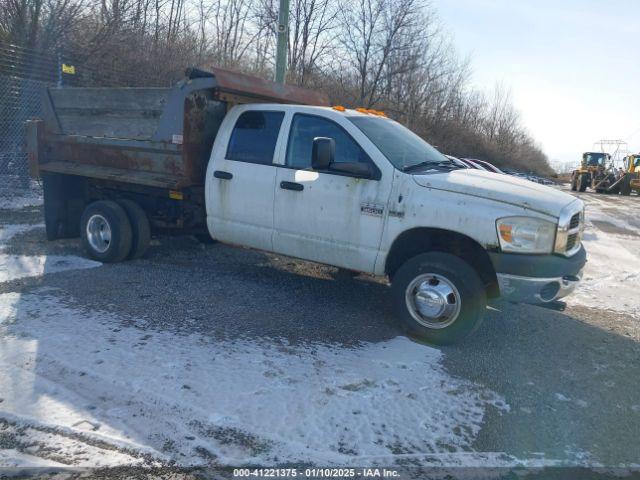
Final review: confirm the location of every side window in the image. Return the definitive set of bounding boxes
[226,111,284,165]
[286,114,372,169]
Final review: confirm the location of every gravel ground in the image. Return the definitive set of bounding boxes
[1,188,639,478]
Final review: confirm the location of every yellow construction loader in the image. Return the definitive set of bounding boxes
[620,154,640,196]
[571,152,617,193]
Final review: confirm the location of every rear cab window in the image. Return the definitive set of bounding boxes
[226,111,285,165]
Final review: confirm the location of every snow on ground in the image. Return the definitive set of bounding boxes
[0,224,41,242]
[2,188,636,468]
[0,417,148,468]
[0,254,100,283]
[0,224,100,283]
[0,190,43,209]
[0,290,509,467]
[568,196,640,318]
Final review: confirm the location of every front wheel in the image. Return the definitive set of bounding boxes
[579,174,588,192]
[391,252,486,345]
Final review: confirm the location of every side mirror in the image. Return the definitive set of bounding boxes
[312,137,335,170]
[330,162,374,179]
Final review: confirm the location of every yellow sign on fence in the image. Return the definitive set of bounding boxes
[61,63,76,75]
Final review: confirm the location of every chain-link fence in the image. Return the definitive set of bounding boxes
[0,43,60,196]
[0,41,174,201]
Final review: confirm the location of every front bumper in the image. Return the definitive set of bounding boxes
[497,272,582,303]
[490,246,587,304]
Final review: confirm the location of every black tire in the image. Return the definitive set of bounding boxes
[578,174,588,192]
[621,176,632,196]
[80,200,132,263]
[391,252,486,345]
[570,175,577,191]
[116,199,151,259]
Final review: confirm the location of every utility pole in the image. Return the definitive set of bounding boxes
[274,0,290,84]
[57,51,63,87]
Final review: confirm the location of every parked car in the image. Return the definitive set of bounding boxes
[444,155,471,169]
[503,168,553,185]
[27,67,586,345]
[466,158,504,174]
[448,156,487,170]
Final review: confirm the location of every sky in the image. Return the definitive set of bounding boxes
[433,0,640,168]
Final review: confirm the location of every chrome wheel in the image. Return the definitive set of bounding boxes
[86,214,111,253]
[405,273,461,329]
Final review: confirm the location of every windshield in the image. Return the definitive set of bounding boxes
[584,152,608,166]
[348,116,449,171]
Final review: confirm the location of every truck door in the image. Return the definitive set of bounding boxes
[206,109,285,251]
[273,113,391,273]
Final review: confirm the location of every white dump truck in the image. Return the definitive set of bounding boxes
[27,68,586,344]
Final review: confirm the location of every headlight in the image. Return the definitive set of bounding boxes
[496,216,556,254]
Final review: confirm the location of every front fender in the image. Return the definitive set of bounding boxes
[374,175,558,275]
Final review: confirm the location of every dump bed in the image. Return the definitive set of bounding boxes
[27,67,329,190]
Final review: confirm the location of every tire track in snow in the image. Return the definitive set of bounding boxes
[0,290,509,467]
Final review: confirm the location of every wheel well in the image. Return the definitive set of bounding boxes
[385,228,499,298]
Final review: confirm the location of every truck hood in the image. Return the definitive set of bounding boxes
[412,169,575,217]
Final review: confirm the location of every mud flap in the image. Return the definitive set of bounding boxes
[42,173,86,240]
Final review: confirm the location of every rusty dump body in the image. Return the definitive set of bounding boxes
[28,67,328,190]
[26,67,328,238]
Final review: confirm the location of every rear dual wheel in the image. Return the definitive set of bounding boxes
[116,199,151,259]
[81,200,150,262]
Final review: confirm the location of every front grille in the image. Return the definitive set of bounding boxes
[569,213,580,229]
[557,204,583,256]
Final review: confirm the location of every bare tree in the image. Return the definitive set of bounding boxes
[257,0,337,85]
[0,0,84,51]
[0,0,554,174]
[206,0,259,67]
[338,0,425,107]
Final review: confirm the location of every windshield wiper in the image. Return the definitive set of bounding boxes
[437,160,465,170]
[402,161,438,172]
[402,160,460,173]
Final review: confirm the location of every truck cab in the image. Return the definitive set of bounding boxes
[571,152,613,192]
[205,104,586,343]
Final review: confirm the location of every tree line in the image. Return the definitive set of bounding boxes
[0,0,553,174]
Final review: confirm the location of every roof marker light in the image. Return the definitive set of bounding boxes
[355,107,387,117]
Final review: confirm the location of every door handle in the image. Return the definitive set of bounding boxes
[214,170,233,180]
[280,181,304,191]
